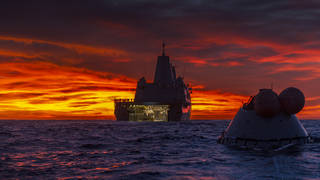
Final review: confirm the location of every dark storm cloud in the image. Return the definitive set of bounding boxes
[1,0,319,45]
[1,0,320,92]
[1,0,320,119]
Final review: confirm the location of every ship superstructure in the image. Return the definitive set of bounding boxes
[114,43,191,121]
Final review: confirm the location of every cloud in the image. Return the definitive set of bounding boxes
[0,0,320,119]
[0,60,318,119]
[191,89,248,119]
[0,35,128,60]
[0,92,47,101]
[0,61,136,120]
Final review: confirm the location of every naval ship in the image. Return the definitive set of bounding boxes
[114,43,192,121]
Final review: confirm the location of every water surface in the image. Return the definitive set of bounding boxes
[1,120,319,179]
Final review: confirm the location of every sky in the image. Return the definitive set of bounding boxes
[0,0,319,120]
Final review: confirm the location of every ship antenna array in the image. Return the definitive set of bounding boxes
[162,41,166,56]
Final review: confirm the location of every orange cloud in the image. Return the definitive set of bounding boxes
[191,89,248,119]
[299,105,320,119]
[0,35,127,57]
[0,61,249,120]
[176,56,244,67]
[0,61,136,120]
[0,61,319,120]
[0,49,40,59]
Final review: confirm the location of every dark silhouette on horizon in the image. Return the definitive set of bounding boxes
[114,43,191,121]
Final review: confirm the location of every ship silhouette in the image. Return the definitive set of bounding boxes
[114,43,192,121]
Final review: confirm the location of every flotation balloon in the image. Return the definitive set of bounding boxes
[279,87,305,114]
[254,89,280,117]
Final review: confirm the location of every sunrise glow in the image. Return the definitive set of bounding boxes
[0,0,319,120]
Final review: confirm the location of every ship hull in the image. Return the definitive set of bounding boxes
[115,101,191,121]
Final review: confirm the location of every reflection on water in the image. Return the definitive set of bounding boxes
[0,120,319,179]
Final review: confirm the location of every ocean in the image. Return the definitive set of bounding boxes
[0,120,319,180]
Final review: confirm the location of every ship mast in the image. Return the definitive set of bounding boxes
[162,42,166,56]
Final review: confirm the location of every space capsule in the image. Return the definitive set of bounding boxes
[218,87,311,149]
